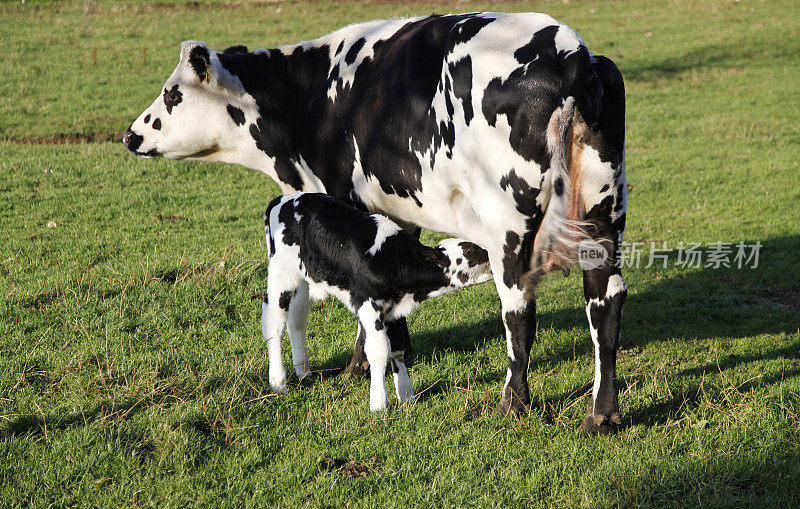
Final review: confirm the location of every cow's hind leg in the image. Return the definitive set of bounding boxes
[575,55,628,434]
[580,265,626,434]
[577,175,627,434]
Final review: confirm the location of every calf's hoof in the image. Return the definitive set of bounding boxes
[343,360,370,378]
[270,382,288,394]
[495,388,530,417]
[579,412,622,436]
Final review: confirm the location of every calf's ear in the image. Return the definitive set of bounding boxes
[414,246,446,267]
[180,41,212,83]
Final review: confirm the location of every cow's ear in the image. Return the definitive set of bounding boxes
[180,41,212,82]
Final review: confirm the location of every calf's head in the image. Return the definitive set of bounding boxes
[123,41,251,161]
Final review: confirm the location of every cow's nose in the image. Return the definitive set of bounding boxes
[122,129,143,152]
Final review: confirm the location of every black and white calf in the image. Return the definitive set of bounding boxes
[263,192,492,411]
[125,12,628,433]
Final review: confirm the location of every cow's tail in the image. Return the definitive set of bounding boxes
[526,96,605,287]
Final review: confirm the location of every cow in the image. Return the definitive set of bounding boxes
[263,191,493,411]
[123,12,628,434]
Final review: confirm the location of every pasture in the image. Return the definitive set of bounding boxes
[1,0,799,506]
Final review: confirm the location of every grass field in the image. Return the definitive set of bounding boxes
[2,0,799,506]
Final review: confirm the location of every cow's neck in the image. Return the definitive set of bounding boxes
[217,46,329,181]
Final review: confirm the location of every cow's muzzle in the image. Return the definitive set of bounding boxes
[122,129,143,153]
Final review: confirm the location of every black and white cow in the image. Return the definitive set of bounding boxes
[263,191,492,411]
[124,13,627,434]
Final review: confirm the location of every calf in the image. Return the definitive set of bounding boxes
[263,192,492,411]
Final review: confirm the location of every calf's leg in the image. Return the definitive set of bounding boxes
[386,317,414,404]
[286,280,312,381]
[262,263,300,393]
[358,304,391,411]
[344,229,421,377]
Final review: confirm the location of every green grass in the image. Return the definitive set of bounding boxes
[2,0,800,506]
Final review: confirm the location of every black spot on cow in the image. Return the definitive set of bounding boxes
[227,104,246,126]
[249,119,304,190]
[482,25,595,166]
[502,231,521,289]
[278,291,293,310]
[444,87,454,117]
[501,228,537,290]
[502,305,536,401]
[374,319,385,331]
[275,197,300,247]
[513,25,559,64]
[345,37,366,65]
[554,177,564,196]
[482,62,559,164]
[455,257,463,266]
[449,16,494,48]
[334,40,344,56]
[219,46,331,192]
[599,184,610,193]
[448,56,474,124]
[163,84,183,114]
[499,169,541,216]
[581,55,626,166]
[144,114,150,124]
[223,45,249,54]
[152,118,161,130]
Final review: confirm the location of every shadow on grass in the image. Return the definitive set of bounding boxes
[620,39,798,82]
[609,453,800,506]
[3,396,164,437]
[397,236,799,421]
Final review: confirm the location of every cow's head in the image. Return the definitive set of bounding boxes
[123,41,250,161]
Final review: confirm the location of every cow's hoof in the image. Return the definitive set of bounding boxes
[579,413,621,436]
[343,360,370,378]
[495,389,530,417]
